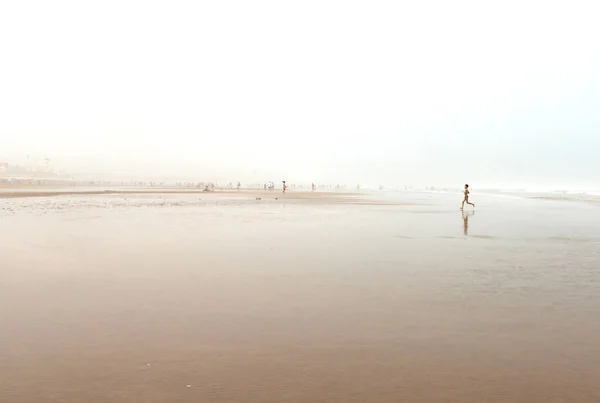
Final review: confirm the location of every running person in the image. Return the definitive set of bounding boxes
[461,184,475,209]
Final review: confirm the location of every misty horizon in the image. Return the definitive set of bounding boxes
[2,1,599,190]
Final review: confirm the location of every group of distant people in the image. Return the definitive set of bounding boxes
[185,180,477,207]
[262,181,288,193]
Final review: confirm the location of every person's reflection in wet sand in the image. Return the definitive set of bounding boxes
[462,210,475,235]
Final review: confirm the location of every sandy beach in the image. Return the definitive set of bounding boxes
[1,190,599,402]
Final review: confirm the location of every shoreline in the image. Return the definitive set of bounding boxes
[530,195,600,204]
[0,188,420,206]
[3,187,598,206]
[0,188,357,198]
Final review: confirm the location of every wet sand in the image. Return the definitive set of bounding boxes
[1,192,599,402]
[0,188,410,206]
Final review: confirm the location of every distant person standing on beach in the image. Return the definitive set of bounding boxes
[282,181,287,193]
[461,184,475,209]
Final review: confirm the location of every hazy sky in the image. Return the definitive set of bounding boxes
[1,0,599,188]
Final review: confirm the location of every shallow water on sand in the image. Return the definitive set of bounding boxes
[1,193,599,402]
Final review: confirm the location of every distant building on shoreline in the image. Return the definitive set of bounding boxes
[0,162,69,179]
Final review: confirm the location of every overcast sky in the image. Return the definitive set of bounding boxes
[1,0,599,188]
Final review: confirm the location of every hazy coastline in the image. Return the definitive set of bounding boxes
[3,1,599,401]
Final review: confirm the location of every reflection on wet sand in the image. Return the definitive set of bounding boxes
[462,210,475,235]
